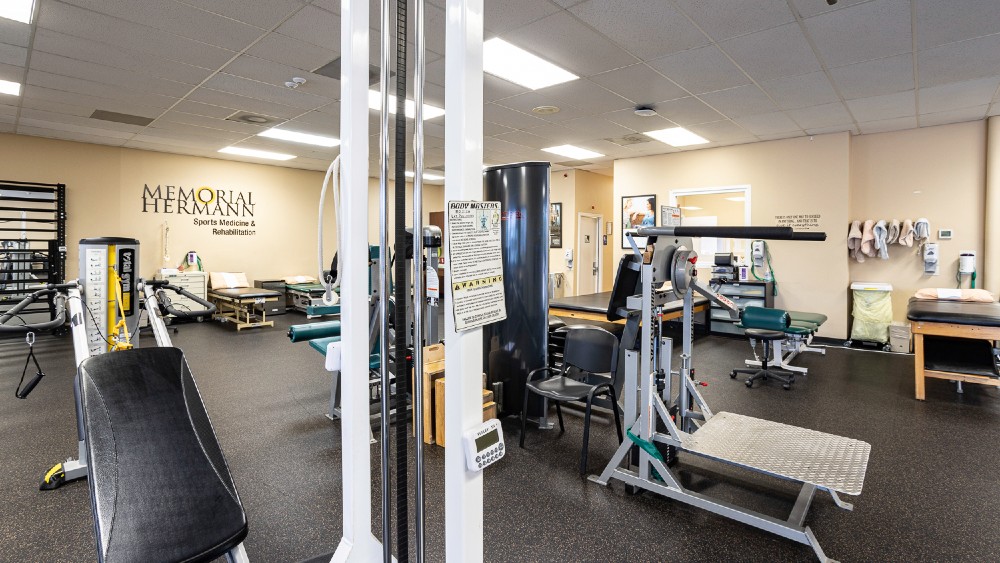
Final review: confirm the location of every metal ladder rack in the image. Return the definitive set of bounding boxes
[0,181,67,326]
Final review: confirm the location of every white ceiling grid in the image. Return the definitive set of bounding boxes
[0,0,996,176]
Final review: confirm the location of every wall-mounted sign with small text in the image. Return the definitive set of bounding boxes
[141,184,258,236]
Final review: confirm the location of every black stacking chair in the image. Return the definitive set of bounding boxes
[519,325,623,474]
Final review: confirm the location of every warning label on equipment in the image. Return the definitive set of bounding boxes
[447,201,506,332]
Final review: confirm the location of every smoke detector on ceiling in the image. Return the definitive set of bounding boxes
[532,105,560,115]
[226,112,279,126]
[285,77,307,89]
[633,105,657,117]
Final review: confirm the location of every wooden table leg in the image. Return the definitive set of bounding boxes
[914,332,925,400]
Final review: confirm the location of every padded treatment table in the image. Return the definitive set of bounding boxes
[209,286,282,331]
[550,290,709,324]
[79,347,248,562]
[287,283,341,318]
[908,298,1000,400]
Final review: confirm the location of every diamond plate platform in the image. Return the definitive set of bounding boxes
[683,412,871,496]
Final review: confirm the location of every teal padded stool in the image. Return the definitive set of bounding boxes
[731,307,797,390]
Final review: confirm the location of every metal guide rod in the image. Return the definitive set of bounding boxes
[377,0,392,557]
[412,0,427,558]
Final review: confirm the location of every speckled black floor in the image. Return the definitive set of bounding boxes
[1,313,999,562]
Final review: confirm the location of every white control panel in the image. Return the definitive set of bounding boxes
[84,248,108,356]
[463,418,505,472]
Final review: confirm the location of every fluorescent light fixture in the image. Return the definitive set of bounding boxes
[483,38,578,90]
[219,146,296,161]
[679,206,702,211]
[542,144,604,160]
[367,90,445,120]
[0,0,33,24]
[0,79,21,97]
[257,128,340,147]
[405,171,445,181]
[725,196,746,202]
[644,127,709,147]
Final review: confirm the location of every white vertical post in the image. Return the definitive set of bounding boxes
[444,0,485,561]
[332,0,379,560]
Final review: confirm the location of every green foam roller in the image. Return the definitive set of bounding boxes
[741,306,790,331]
[288,321,342,342]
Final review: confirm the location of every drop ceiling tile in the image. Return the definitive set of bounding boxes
[918,33,1000,88]
[203,73,332,110]
[37,1,237,69]
[483,136,536,155]
[648,45,749,95]
[536,79,633,115]
[760,71,840,110]
[0,104,18,117]
[29,51,194,98]
[275,5,341,50]
[602,108,676,131]
[309,0,340,15]
[0,42,27,67]
[858,115,918,134]
[673,0,795,41]
[918,77,1000,115]
[569,0,709,61]
[23,85,167,119]
[805,124,858,135]
[286,110,339,133]
[493,130,560,150]
[484,121,515,137]
[503,11,638,77]
[733,111,801,135]
[791,0,871,19]
[651,96,726,126]
[989,103,1000,116]
[846,90,916,121]
[756,131,803,142]
[17,125,129,146]
[558,116,635,140]
[915,0,1000,50]
[27,70,180,110]
[0,19,31,48]
[493,93,577,123]
[803,0,912,67]
[483,103,548,132]
[829,53,914,100]
[484,0,562,35]
[145,119,250,141]
[20,107,147,133]
[171,100,239,119]
[918,104,989,127]
[59,0,266,51]
[699,84,778,119]
[0,62,22,83]
[156,110,273,135]
[686,119,756,142]
[590,64,687,106]
[186,88,304,119]
[31,29,215,84]
[223,55,340,96]
[179,0,308,29]
[131,131,230,149]
[720,23,821,82]
[787,102,854,129]
[18,116,137,139]
[246,33,340,73]
[482,74,528,102]
[0,123,13,133]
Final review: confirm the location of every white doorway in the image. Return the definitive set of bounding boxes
[576,213,602,295]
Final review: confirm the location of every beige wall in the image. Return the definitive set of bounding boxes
[615,133,852,337]
[573,170,615,291]
[850,121,987,320]
[0,133,443,283]
[548,170,577,295]
[546,169,615,297]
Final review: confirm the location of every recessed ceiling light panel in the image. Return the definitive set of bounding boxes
[483,38,578,90]
[542,145,604,160]
[258,127,340,147]
[219,146,296,161]
[644,127,709,147]
[405,171,445,181]
[0,79,22,97]
[0,0,33,24]
[367,90,444,120]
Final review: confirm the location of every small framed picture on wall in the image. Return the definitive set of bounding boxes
[549,202,563,248]
[622,194,656,248]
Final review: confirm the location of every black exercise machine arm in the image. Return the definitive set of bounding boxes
[636,226,828,241]
[145,280,217,318]
[0,286,71,333]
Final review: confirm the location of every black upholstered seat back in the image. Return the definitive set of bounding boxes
[562,325,619,380]
[79,347,247,563]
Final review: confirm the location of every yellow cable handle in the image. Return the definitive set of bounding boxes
[108,267,133,351]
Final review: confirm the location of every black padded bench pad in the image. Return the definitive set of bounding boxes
[79,347,247,563]
[906,298,1000,327]
[550,290,708,314]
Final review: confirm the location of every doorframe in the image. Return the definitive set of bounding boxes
[576,212,603,295]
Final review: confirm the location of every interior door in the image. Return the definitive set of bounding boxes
[577,215,600,295]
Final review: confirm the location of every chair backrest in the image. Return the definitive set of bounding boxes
[561,325,619,381]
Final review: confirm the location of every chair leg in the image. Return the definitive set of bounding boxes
[519,388,531,449]
[606,386,623,443]
[581,392,595,475]
[555,401,565,433]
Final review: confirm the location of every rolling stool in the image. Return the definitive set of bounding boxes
[731,307,796,390]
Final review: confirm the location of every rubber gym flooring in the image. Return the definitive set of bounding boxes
[1,313,999,562]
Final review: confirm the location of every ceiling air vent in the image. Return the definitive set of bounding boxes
[226,112,278,126]
[554,159,592,167]
[89,110,154,126]
[315,57,382,86]
[604,133,653,147]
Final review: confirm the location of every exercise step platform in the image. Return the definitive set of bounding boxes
[683,412,870,496]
